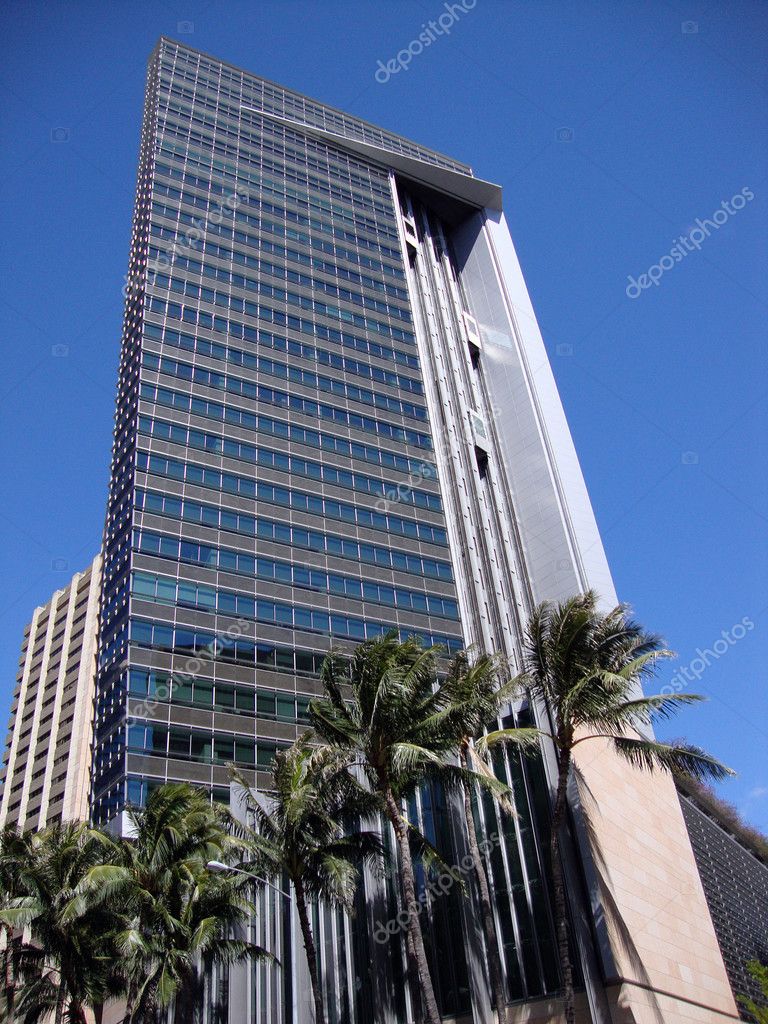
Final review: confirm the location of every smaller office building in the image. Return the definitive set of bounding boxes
[0,555,102,831]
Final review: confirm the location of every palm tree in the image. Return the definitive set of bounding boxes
[518,591,734,1024]
[310,631,502,1024]
[0,826,33,1021]
[0,822,117,1024]
[443,650,542,1024]
[231,735,383,1024]
[66,782,264,1024]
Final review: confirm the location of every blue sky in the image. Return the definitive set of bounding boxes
[1,1,765,828]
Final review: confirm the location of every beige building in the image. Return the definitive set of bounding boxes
[0,555,101,830]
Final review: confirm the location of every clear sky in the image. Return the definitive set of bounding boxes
[1,1,765,828]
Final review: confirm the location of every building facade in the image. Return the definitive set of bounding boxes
[0,555,101,831]
[90,38,740,1023]
[680,783,768,1019]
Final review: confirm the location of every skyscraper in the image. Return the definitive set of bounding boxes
[91,38,738,1023]
[0,555,101,831]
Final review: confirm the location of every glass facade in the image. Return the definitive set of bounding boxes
[93,39,465,828]
[93,38,566,1022]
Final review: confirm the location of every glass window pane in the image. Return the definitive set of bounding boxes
[275,648,293,670]
[151,727,167,754]
[132,575,156,598]
[256,743,276,770]
[168,729,190,757]
[128,670,148,695]
[276,695,294,721]
[295,652,314,674]
[257,692,276,717]
[154,625,173,649]
[194,681,213,707]
[174,679,194,703]
[275,604,292,625]
[219,550,238,571]
[236,688,255,713]
[235,740,255,765]
[256,644,276,667]
[216,685,235,709]
[159,536,178,558]
[294,607,312,629]
[214,736,234,762]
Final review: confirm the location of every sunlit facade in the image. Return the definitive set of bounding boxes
[0,556,101,831]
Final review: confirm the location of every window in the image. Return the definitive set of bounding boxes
[219,550,238,571]
[295,652,314,674]
[256,743,275,770]
[236,689,255,713]
[257,645,275,668]
[151,727,167,755]
[257,692,276,718]
[157,579,177,603]
[190,680,212,707]
[133,575,155,598]
[169,729,190,758]
[216,685,235,710]
[214,736,234,762]
[175,679,194,703]
[276,695,294,721]
[235,740,255,766]
[129,670,149,695]
[175,629,196,653]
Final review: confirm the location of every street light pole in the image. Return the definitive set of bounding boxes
[206,861,298,1023]
[207,859,293,901]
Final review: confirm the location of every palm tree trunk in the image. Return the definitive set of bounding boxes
[141,978,158,1024]
[123,978,138,1024]
[172,967,199,1024]
[405,929,424,1023]
[550,749,575,1024]
[459,747,507,1024]
[70,1001,87,1024]
[383,788,441,1024]
[2,926,14,1021]
[294,879,326,1024]
[54,978,67,1024]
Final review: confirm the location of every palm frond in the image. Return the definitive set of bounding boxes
[581,693,706,734]
[476,727,544,756]
[611,737,734,782]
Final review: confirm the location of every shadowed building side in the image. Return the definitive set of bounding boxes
[679,779,768,1019]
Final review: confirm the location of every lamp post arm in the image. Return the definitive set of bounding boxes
[207,860,293,902]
